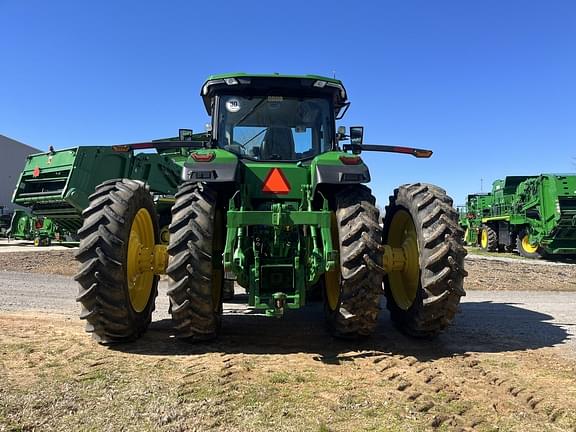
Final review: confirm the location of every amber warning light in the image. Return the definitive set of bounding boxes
[262,168,291,194]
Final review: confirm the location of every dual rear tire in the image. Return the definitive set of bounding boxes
[323,185,383,338]
[75,179,159,344]
[166,182,225,341]
[75,180,466,343]
[382,184,467,337]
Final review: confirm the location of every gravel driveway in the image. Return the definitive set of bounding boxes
[1,271,574,357]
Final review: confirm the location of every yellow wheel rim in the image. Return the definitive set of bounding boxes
[325,213,341,311]
[127,208,155,313]
[387,209,419,310]
[521,234,539,254]
[464,228,469,245]
[480,229,488,249]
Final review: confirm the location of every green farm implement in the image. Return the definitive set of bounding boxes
[8,210,68,245]
[460,174,576,258]
[74,73,467,343]
[10,137,201,245]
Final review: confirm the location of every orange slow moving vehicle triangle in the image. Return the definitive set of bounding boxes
[262,168,291,194]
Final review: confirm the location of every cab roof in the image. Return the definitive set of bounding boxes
[200,73,348,114]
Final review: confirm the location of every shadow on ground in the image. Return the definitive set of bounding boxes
[112,298,570,362]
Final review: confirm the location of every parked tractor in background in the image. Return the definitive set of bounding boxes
[74,73,467,344]
[8,210,68,246]
[459,174,576,258]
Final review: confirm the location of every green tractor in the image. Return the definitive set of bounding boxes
[75,73,466,343]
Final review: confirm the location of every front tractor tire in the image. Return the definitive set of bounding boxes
[166,182,225,341]
[382,184,467,338]
[516,229,542,259]
[75,179,160,344]
[324,185,383,338]
[480,224,498,251]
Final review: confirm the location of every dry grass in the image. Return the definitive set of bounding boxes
[1,313,576,432]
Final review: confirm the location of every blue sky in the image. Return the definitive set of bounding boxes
[1,1,575,206]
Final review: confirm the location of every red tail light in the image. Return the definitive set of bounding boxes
[339,156,362,165]
[191,152,215,162]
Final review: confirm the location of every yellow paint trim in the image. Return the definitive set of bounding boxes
[482,216,510,223]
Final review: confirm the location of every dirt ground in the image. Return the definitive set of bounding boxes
[465,255,576,291]
[1,312,575,432]
[0,249,78,277]
[1,248,576,431]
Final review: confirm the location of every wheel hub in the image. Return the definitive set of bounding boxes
[384,210,420,310]
[521,234,539,254]
[481,229,488,248]
[127,209,167,312]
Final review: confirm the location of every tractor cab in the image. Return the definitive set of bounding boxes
[201,73,349,161]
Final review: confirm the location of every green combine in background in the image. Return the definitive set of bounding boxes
[459,174,576,258]
[74,73,467,344]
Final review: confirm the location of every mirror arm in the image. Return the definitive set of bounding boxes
[342,144,433,158]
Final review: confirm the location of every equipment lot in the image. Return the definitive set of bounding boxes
[1,247,576,431]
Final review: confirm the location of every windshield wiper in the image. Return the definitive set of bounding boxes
[242,128,268,148]
[234,98,266,126]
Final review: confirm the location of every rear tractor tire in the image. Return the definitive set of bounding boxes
[324,185,383,338]
[516,229,542,259]
[479,224,498,252]
[382,183,467,338]
[166,182,225,341]
[75,179,159,344]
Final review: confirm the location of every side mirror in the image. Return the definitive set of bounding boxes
[349,126,364,146]
[179,129,194,140]
[336,126,346,142]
